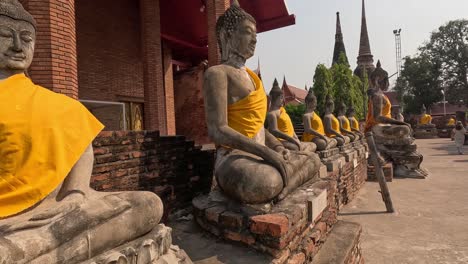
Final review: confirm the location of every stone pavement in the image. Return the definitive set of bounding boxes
[340,138,468,264]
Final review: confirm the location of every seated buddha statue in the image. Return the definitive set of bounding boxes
[393,106,405,122]
[417,105,436,128]
[266,80,316,152]
[365,60,427,178]
[203,1,321,204]
[0,1,163,263]
[302,89,337,151]
[447,115,456,127]
[346,106,364,139]
[336,102,358,142]
[323,95,350,146]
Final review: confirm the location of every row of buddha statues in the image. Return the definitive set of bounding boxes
[0,0,426,263]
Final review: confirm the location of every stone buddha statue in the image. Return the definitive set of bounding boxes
[365,60,427,178]
[346,106,364,138]
[336,102,358,142]
[302,89,337,150]
[323,95,350,146]
[417,105,435,128]
[393,106,405,122]
[267,79,316,152]
[447,115,456,127]
[0,1,167,263]
[203,0,321,204]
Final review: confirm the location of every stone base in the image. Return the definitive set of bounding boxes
[192,180,338,264]
[85,225,192,264]
[367,162,393,182]
[414,127,438,139]
[311,221,364,264]
[438,127,454,138]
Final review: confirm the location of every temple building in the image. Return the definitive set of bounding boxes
[18,0,296,144]
[281,76,308,105]
[353,0,375,79]
[332,12,349,65]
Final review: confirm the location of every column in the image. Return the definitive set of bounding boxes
[21,0,78,99]
[163,41,176,135]
[206,0,230,66]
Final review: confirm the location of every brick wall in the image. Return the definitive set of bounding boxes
[174,65,211,145]
[90,131,215,220]
[76,0,144,102]
[20,0,78,98]
[206,0,230,66]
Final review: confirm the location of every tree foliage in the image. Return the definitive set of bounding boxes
[311,64,333,116]
[396,19,468,113]
[285,104,305,125]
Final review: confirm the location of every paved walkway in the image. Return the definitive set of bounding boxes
[340,138,468,264]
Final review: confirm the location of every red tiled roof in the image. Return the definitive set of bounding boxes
[284,85,307,104]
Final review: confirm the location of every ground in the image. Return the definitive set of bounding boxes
[171,138,468,264]
[340,138,468,264]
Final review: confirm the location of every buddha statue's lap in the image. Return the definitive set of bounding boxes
[0,2,164,263]
[205,3,320,205]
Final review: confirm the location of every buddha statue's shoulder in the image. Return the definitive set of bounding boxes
[204,65,231,78]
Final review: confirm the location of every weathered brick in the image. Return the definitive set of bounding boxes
[250,214,289,237]
[220,211,244,230]
[205,206,226,223]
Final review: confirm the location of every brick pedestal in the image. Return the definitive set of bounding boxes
[367,162,393,182]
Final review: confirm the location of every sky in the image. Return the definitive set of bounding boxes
[246,0,468,92]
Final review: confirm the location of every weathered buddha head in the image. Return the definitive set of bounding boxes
[269,78,283,109]
[336,102,346,116]
[0,0,36,77]
[325,95,335,113]
[346,107,355,118]
[305,87,317,111]
[370,60,389,91]
[216,0,257,63]
[421,104,427,115]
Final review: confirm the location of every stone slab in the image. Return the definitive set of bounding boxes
[311,221,363,264]
[309,189,328,223]
[319,164,328,178]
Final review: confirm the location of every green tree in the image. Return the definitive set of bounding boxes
[285,104,306,124]
[311,64,333,116]
[420,19,468,106]
[394,54,442,114]
[330,53,365,119]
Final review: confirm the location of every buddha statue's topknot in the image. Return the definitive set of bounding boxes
[216,0,256,55]
[305,87,316,103]
[269,78,282,97]
[0,0,36,29]
[370,60,388,82]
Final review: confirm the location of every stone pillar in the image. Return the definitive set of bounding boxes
[162,42,176,135]
[206,0,230,66]
[20,0,78,99]
[139,0,167,133]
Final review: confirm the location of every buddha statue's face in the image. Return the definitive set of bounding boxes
[227,19,257,60]
[271,93,283,108]
[348,109,355,117]
[373,75,389,91]
[421,108,426,115]
[326,101,334,112]
[306,97,317,111]
[337,104,346,115]
[0,16,35,75]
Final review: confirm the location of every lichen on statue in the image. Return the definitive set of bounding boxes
[0,1,163,263]
[365,60,428,178]
[323,95,350,146]
[266,80,317,152]
[302,88,338,151]
[203,0,321,204]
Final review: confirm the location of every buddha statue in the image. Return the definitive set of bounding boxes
[203,0,321,204]
[267,79,316,152]
[392,106,405,122]
[417,105,435,128]
[323,95,350,146]
[365,60,427,178]
[302,88,338,151]
[346,106,364,138]
[336,102,358,142]
[0,1,165,263]
[447,115,456,126]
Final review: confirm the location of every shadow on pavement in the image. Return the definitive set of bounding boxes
[338,210,390,216]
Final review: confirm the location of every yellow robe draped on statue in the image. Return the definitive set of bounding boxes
[350,117,359,130]
[419,114,432,125]
[277,107,295,137]
[302,112,325,142]
[341,117,351,131]
[227,68,267,138]
[365,94,392,132]
[0,74,104,218]
[326,115,342,138]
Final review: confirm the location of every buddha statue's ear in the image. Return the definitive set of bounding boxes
[219,30,230,62]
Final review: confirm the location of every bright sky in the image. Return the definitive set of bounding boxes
[246,0,468,92]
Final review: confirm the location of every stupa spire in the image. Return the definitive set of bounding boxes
[354,0,375,78]
[332,12,349,65]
